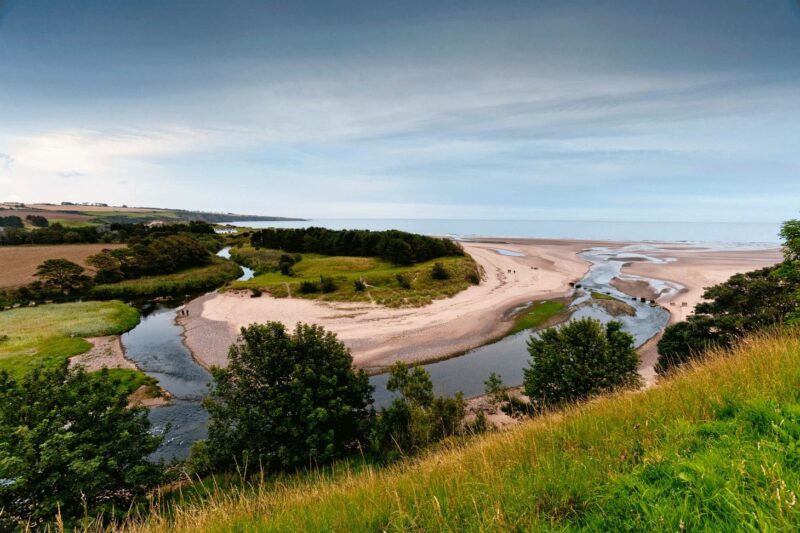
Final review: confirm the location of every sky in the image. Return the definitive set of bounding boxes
[1,0,799,221]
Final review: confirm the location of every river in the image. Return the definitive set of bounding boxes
[121,244,679,461]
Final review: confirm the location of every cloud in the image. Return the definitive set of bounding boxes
[0,152,13,170]
[57,170,85,178]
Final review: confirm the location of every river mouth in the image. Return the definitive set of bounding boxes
[124,243,681,461]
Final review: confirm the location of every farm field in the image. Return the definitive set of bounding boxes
[229,244,478,307]
[0,243,125,287]
[0,300,139,377]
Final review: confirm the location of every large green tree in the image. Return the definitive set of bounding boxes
[202,322,374,473]
[34,258,91,294]
[0,363,162,529]
[523,318,640,408]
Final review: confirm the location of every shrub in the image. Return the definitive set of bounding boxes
[320,275,338,293]
[250,288,263,298]
[466,270,481,285]
[299,280,319,293]
[371,362,465,460]
[396,273,412,289]
[524,318,640,409]
[431,262,449,280]
[201,322,374,473]
[354,279,366,292]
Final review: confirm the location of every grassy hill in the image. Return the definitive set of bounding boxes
[113,329,800,532]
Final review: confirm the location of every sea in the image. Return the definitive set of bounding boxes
[231,219,782,247]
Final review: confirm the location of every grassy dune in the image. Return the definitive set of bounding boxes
[229,245,478,307]
[111,330,800,532]
[0,301,139,377]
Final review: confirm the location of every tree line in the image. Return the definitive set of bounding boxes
[1,230,220,308]
[250,227,464,265]
[0,219,216,246]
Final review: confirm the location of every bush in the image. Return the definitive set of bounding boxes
[299,280,320,293]
[523,318,640,409]
[466,270,481,285]
[395,273,412,289]
[201,322,374,473]
[354,279,366,292]
[371,362,465,460]
[320,275,338,293]
[250,288,263,298]
[431,262,449,280]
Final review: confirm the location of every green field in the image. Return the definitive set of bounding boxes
[0,301,139,378]
[117,330,800,532]
[591,291,617,301]
[508,299,569,335]
[229,245,479,307]
[89,258,242,299]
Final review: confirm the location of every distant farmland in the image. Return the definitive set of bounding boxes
[0,243,125,288]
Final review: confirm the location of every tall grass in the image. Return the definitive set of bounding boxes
[103,329,800,532]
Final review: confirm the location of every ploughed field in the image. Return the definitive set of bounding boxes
[228,244,479,307]
[0,243,125,288]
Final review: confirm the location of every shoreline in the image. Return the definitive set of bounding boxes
[177,237,783,379]
[180,239,593,371]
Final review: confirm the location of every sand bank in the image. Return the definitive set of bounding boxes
[181,239,784,376]
[182,240,591,371]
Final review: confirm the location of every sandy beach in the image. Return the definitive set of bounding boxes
[181,239,784,375]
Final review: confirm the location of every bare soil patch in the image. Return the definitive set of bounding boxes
[0,243,125,287]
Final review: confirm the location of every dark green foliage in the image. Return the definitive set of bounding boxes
[371,362,466,460]
[299,280,319,293]
[395,273,412,289]
[319,275,337,293]
[250,288,263,297]
[524,318,640,408]
[353,279,366,292]
[202,322,374,473]
[0,220,219,246]
[657,221,800,374]
[250,227,463,265]
[25,214,49,227]
[466,269,481,285]
[34,258,91,294]
[431,262,449,280]
[0,215,23,228]
[0,363,162,529]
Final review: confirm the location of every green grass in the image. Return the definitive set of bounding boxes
[89,258,242,299]
[509,299,568,335]
[81,210,180,220]
[104,367,160,397]
[46,218,103,228]
[0,301,140,378]
[591,291,618,301]
[228,245,478,307]
[113,330,800,532]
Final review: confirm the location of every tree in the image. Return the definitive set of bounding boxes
[0,363,162,529]
[523,318,640,408]
[87,250,126,283]
[386,238,414,266]
[0,215,23,228]
[34,258,90,294]
[25,214,49,227]
[371,362,465,459]
[202,322,374,473]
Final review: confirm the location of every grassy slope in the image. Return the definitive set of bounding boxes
[90,258,242,299]
[229,245,477,307]
[0,301,139,377]
[121,330,800,532]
